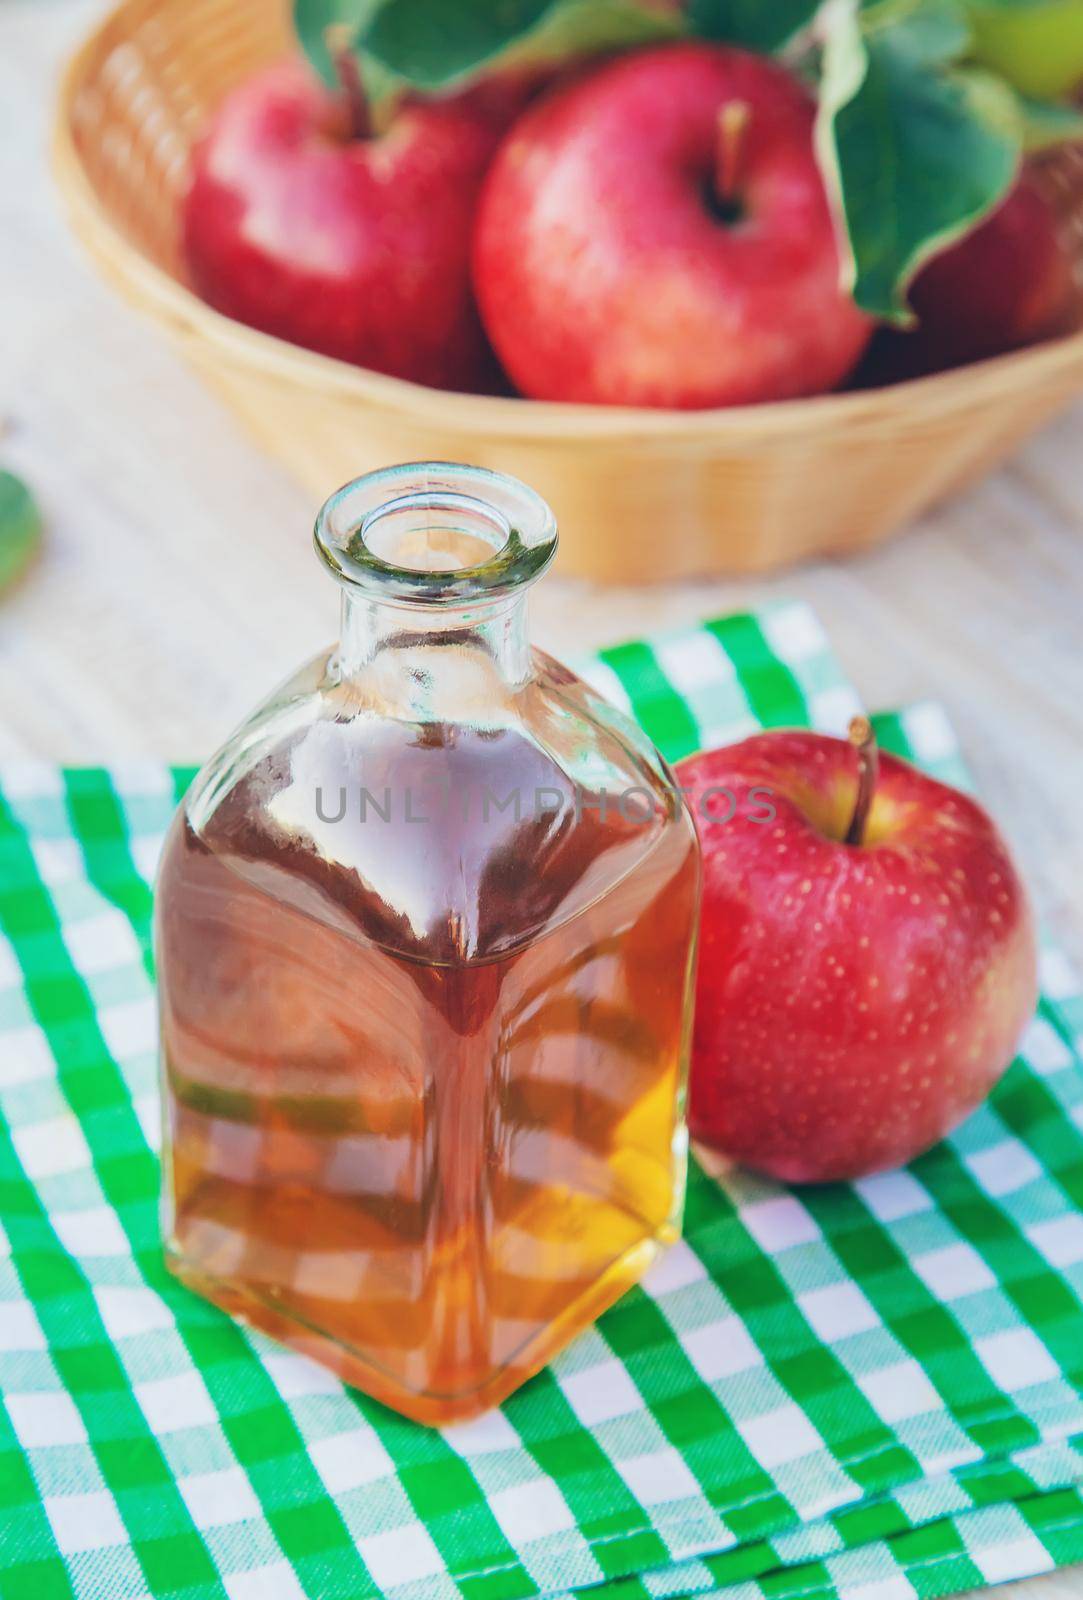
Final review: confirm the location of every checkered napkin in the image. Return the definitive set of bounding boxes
[2,600,1083,1600]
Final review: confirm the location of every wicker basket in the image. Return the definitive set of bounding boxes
[53,0,1083,581]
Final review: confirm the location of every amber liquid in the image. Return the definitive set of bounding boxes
[157,719,697,1422]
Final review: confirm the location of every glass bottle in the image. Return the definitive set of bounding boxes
[155,463,700,1425]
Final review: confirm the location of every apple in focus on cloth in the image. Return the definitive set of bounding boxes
[678,721,1038,1184]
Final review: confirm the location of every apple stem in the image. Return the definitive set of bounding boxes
[844,715,879,848]
[331,34,371,141]
[715,100,751,210]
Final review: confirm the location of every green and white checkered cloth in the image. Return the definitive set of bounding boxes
[2,600,1083,1600]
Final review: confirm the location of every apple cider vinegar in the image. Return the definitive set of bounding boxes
[156,465,700,1423]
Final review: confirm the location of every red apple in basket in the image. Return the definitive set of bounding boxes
[182,60,512,390]
[472,42,873,407]
[677,721,1038,1183]
[865,171,1074,381]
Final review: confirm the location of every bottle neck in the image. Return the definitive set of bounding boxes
[338,590,533,716]
[314,465,558,719]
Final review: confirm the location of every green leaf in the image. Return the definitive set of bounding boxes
[294,0,385,86]
[502,0,685,73]
[356,0,680,89]
[0,471,42,596]
[358,0,556,88]
[1015,91,1083,147]
[816,1,1020,320]
[687,0,822,53]
[865,0,972,61]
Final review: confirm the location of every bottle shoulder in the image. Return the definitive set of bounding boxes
[174,646,697,965]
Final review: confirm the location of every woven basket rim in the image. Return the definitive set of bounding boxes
[52,0,1083,448]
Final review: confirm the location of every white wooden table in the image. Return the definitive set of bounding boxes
[2,4,1082,1597]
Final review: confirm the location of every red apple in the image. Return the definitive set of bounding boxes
[676,722,1037,1183]
[869,171,1074,380]
[182,60,506,390]
[472,43,872,408]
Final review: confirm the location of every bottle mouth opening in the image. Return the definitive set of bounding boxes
[314,463,558,605]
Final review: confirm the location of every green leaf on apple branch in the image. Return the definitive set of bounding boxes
[863,0,972,63]
[294,0,385,85]
[0,470,42,597]
[1014,93,1083,149]
[355,0,681,90]
[360,0,552,89]
[686,0,822,54]
[501,0,685,75]
[816,1,1020,320]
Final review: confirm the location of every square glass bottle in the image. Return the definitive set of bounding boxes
[156,463,700,1423]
